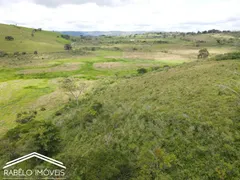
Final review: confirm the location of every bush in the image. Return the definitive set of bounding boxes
[1,121,61,158]
[64,44,72,50]
[16,111,37,124]
[34,50,38,54]
[198,48,209,59]
[137,68,148,74]
[65,149,134,180]
[14,52,20,56]
[113,47,121,51]
[5,36,14,41]
[151,66,161,71]
[154,40,168,44]
[22,52,26,55]
[0,51,8,57]
[40,107,46,111]
[215,52,240,61]
[163,65,170,68]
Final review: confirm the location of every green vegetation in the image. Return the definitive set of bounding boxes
[0,24,70,53]
[53,60,240,179]
[0,24,240,179]
[215,52,240,61]
[198,48,210,59]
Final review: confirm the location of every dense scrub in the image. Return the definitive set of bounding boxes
[51,60,240,179]
[0,60,240,179]
[215,52,240,61]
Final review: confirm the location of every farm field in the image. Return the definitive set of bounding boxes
[0,23,240,179]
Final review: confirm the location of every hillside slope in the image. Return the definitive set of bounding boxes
[0,24,70,53]
[0,59,240,179]
[54,60,240,179]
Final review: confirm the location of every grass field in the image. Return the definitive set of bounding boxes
[0,23,69,53]
[0,24,240,179]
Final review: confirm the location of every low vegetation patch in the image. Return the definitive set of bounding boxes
[215,51,240,61]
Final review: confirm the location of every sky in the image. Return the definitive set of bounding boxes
[0,0,239,32]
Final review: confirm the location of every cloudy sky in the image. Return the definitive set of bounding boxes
[0,0,239,31]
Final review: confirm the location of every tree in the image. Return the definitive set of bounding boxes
[198,48,209,59]
[60,78,87,106]
[64,44,72,50]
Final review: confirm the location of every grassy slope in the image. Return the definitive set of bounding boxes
[0,24,69,53]
[56,60,240,179]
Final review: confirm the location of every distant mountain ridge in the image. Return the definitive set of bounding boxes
[60,31,146,36]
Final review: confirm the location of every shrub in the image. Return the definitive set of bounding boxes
[151,66,161,71]
[64,44,72,50]
[65,149,134,180]
[22,52,26,55]
[34,50,38,54]
[113,47,121,51]
[14,52,20,56]
[40,107,46,111]
[55,111,62,116]
[215,52,240,61]
[16,110,37,124]
[198,48,209,59]
[137,68,148,74]
[1,121,61,158]
[154,40,168,44]
[0,51,8,57]
[5,36,14,41]
[163,65,170,68]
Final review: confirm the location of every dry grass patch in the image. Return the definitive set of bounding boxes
[17,62,82,74]
[94,62,128,69]
[122,51,188,61]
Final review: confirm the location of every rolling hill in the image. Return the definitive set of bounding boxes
[0,23,70,53]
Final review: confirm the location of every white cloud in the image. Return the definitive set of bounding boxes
[0,0,239,31]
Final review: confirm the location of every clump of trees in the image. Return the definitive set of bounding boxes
[5,36,14,41]
[64,44,72,50]
[198,48,209,59]
[61,34,70,40]
[0,120,61,159]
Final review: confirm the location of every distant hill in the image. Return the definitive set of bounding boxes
[60,31,146,37]
[0,23,70,53]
